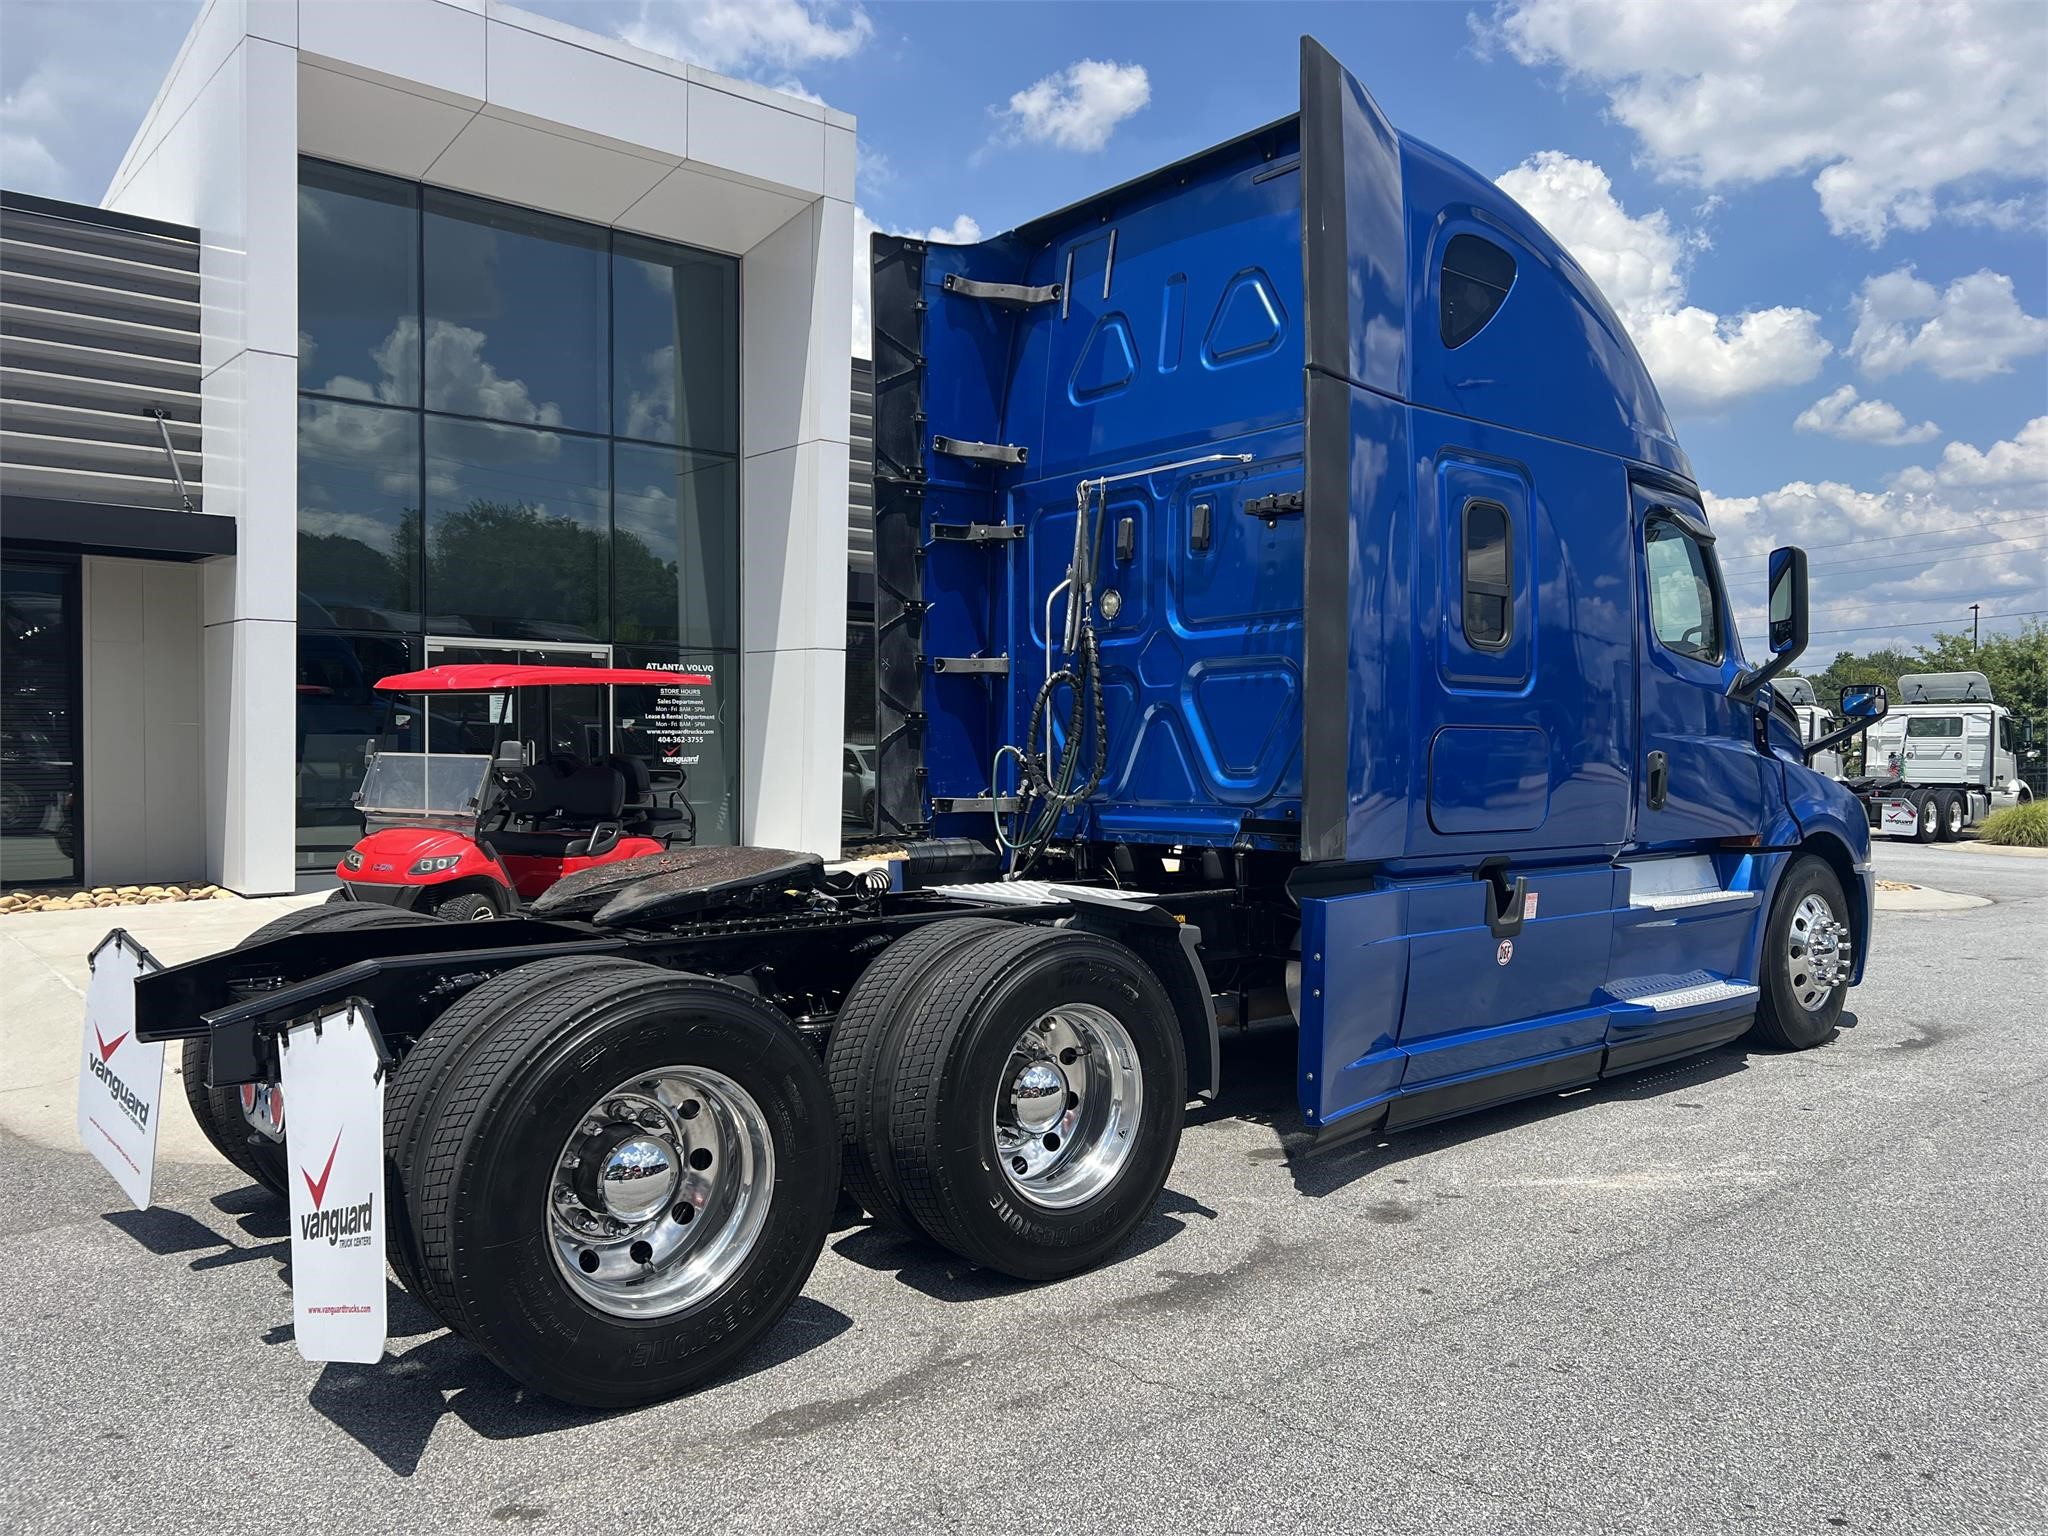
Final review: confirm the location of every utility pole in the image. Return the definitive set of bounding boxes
[1970,603,1980,650]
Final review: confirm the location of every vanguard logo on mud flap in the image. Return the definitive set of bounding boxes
[297,1130,375,1248]
[87,1026,151,1132]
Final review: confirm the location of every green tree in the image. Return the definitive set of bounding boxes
[1910,621,2048,723]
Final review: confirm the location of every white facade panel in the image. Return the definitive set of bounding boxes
[425,114,673,225]
[483,19,689,161]
[297,0,487,107]
[690,87,826,198]
[299,62,477,179]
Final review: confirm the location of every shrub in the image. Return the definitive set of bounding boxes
[1977,800,2048,847]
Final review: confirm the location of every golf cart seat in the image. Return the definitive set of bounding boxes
[611,754,690,836]
[485,758,628,858]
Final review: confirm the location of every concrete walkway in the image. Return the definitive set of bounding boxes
[0,892,324,1164]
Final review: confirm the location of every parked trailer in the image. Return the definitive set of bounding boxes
[1847,671,2030,841]
[95,39,1890,1409]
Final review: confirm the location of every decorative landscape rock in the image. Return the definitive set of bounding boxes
[0,883,237,916]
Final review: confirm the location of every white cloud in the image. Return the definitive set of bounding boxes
[995,60,1150,153]
[1848,267,2048,383]
[618,0,871,75]
[1896,417,2048,491]
[1706,419,2048,648]
[851,206,983,359]
[1486,0,2048,244]
[1496,152,1829,414]
[1793,385,1938,447]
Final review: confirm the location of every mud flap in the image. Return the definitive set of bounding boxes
[77,929,165,1209]
[278,1004,387,1364]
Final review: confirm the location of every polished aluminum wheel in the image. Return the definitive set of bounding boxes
[1785,892,1850,1012]
[546,1066,773,1318]
[992,1004,1142,1209]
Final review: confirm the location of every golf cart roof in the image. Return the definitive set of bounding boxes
[375,664,711,693]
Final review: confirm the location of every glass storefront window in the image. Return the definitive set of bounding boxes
[299,163,421,404]
[613,443,738,650]
[423,417,609,642]
[613,235,739,454]
[615,647,738,847]
[295,632,417,872]
[297,397,421,630]
[1,561,81,885]
[424,190,609,434]
[298,161,746,875]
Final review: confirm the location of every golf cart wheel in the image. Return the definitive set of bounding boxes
[1939,791,1965,841]
[181,903,441,1198]
[383,955,654,1322]
[1912,792,1940,843]
[407,963,838,1408]
[881,924,1186,1280]
[824,918,1014,1232]
[434,890,502,922]
[1748,857,1852,1051]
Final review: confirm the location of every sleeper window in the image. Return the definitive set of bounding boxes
[1462,499,1512,649]
[1440,233,1516,348]
[1644,515,1724,664]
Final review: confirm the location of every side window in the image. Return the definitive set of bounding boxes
[1440,233,1516,348]
[1999,717,2014,753]
[1461,499,1512,649]
[1643,515,1724,664]
[1905,716,1961,739]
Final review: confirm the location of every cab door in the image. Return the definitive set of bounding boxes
[1632,488,1768,847]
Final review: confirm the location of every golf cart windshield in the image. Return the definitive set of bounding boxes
[354,752,492,817]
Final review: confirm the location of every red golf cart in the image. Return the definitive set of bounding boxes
[332,663,708,918]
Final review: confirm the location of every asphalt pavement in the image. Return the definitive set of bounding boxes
[3,842,2043,1534]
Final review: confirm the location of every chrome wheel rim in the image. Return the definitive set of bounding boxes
[1945,800,1963,834]
[1786,892,1850,1012]
[1920,799,1938,834]
[991,1004,1143,1209]
[546,1066,773,1319]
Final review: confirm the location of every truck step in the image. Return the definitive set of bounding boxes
[1604,970,1758,1013]
[1627,887,1759,913]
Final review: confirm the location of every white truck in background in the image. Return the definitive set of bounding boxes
[1776,677,1844,780]
[1847,671,2031,841]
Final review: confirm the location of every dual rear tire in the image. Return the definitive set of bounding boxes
[381,958,838,1408]
[826,919,1186,1281]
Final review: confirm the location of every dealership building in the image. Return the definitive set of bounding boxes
[0,0,857,894]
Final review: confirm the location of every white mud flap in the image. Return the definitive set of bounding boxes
[1881,798,1917,835]
[278,1004,387,1364]
[77,930,165,1210]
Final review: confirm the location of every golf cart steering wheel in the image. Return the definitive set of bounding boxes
[496,765,535,803]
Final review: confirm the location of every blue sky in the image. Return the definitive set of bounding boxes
[4,0,2043,654]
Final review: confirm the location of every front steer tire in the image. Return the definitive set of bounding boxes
[180,902,441,1198]
[1748,857,1852,1052]
[404,962,839,1409]
[880,924,1186,1281]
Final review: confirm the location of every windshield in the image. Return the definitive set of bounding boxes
[355,752,491,816]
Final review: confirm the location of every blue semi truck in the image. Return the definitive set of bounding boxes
[119,40,1887,1408]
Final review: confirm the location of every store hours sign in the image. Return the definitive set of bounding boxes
[630,661,717,770]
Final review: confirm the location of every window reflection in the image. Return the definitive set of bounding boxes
[299,163,420,404]
[424,418,609,641]
[613,236,738,452]
[424,190,608,433]
[297,398,420,629]
[295,633,417,871]
[616,647,738,846]
[613,444,738,649]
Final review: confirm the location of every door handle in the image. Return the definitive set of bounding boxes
[1647,750,1670,811]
